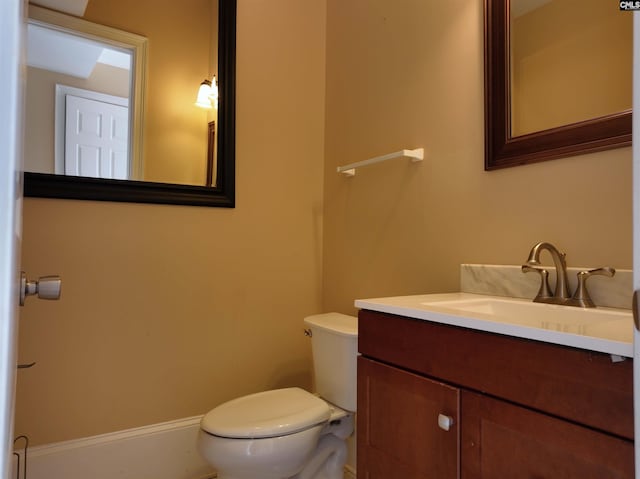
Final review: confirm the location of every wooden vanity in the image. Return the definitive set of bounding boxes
[357,309,634,478]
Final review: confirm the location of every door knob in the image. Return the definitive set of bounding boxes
[20,272,61,306]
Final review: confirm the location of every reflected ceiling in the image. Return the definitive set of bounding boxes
[27,24,130,78]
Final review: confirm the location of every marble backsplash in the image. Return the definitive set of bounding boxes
[460,264,633,310]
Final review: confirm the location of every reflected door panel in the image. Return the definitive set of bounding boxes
[64,94,129,179]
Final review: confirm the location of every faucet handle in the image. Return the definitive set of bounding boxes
[522,265,552,301]
[569,267,616,308]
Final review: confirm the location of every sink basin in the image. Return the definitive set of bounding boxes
[424,297,631,335]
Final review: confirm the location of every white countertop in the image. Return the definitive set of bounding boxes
[355,292,634,358]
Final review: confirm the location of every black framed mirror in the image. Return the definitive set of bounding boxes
[484,0,632,170]
[24,0,236,207]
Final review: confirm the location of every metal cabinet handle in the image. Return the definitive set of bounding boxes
[437,413,454,431]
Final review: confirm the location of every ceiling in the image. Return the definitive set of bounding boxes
[27,1,131,78]
[29,0,89,16]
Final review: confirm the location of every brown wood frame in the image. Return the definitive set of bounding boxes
[206,121,215,187]
[484,0,632,170]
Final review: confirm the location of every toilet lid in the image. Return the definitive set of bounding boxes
[201,388,331,439]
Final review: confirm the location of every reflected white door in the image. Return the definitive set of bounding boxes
[64,94,129,179]
[634,12,640,478]
[0,0,24,477]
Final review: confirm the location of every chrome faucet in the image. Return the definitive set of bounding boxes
[522,242,615,308]
[524,242,571,302]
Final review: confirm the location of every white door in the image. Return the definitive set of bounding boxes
[634,11,640,478]
[0,0,24,478]
[64,94,129,179]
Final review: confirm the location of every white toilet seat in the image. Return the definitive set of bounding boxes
[201,387,331,439]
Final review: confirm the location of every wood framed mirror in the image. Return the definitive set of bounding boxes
[484,0,632,170]
[24,0,236,207]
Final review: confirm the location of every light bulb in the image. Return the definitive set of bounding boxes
[195,79,213,109]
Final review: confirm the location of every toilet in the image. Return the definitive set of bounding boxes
[197,312,358,479]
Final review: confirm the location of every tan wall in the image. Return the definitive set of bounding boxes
[322,0,632,315]
[511,0,632,135]
[16,0,327,445]
[83,0,216,186]
[24,64,129,174]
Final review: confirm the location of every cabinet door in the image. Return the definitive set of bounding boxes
[357,357,460,478]
[461,391,634,479]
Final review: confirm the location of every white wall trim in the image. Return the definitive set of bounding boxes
[14,416,214,479]
[0,0,23,478]
[15,416,357,479]
[27,416,199,455]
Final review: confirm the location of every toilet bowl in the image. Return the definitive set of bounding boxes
[197,313,358,479]
[198,388,352,479]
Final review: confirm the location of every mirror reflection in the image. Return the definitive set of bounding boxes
[509,0,632,137]
[25,0,220,188]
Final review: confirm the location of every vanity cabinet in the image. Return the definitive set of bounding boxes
[357,310,634,478]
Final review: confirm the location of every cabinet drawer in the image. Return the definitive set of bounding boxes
[358,309,633,439]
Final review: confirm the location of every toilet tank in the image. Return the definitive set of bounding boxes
[303,313,358,412]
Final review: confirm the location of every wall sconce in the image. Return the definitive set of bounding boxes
[194,76,218,110]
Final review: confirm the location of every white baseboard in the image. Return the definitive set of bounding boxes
[13,416,357,479]
[13,416,214,479]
